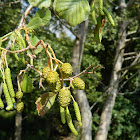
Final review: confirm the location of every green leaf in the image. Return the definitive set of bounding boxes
[30,35,43,54]
[26,8,51,29]
[28,0,41,7]
[26,17,42,29]
[53,0,90,26]
[21,74,34,93]
[34,8,51,25]
[35,92,56,116]
[38,0,51,8]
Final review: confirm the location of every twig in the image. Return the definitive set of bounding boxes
[90,89,109,110]
[0,0,22,6]
[125,37,140,42]
[124,56,136,61]
[17,67,29,92]
[119,71,139,91]
[123,52,138,56]
[72,65,91,79]
[51,8,79,39]
[119,62,140,73]
[119,53,140,78]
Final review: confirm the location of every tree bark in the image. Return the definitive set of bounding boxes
[14,112,22,140]
[94,0,130,139]
[71,20,92,140]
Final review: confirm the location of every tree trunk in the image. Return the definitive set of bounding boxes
[95,1,128,139]
[71,20,92,140]
[14,112,22,140]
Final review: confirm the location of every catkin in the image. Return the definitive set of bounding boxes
[103,7,115,26]
[11,42,19,61]
[99,0,104,15]
[73,101,82,126]
[3,82,13,110]
[92,10,97,25]
[66,106,78,136]
[60,106,66,124]
[17,37,25,64]
[5,68,15,98]
[0,98,4,109]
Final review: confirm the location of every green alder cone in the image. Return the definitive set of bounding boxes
[16,102,24,112]
[60,106,66,124]
[72,77,85,90]
[0,98,4,109]
[58,88,71,108]
[16,91,23,99]
[46,71,59,84]
[3,82,13,110]
[61,63,73,77]
[49,78,61,93]
[5,68,15,97]
[42,66,51,79]
[73,101,82,126]
[21,74,34,93]
[66,106,78,136]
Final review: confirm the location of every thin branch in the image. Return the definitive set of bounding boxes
[127,30,138,36]
[125,37,140,42]
[51,8,79,39]
[6,5,33,50]
[90,89,109,110]
[124,56,136,61]
[72,65,91,79]
[0,0,22,6]
[119,62,140,72]
[119,71,139,91]
[123,52,138,56]
[119,53,140,78]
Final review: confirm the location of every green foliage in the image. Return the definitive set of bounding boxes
[53,0,90,26]
[27,8,51,29]
[38,0,51,9]
[36,92,57,116]
[21,73,34,93]
[108,94,140,140]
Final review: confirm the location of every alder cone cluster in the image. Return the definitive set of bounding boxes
[61,63,73,77]
[72,77,85,90]
[49,78,61,93]
[58,88,71,108]
[46,71,59,84]
[42,66,50,78]
[16,91,23,99]
[16,102,24,112]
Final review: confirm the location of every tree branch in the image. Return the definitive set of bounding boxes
[119,62,140,72]
[119,71,139,91]
[126,0,136,9]
[124,55,136,61]
[127,30,138,36]
[0,0,22,6]
[125,37,140,42]
[123,52,138,56]
[51,8,79,39]
[6,4,33,50]
[119,53,140,78]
